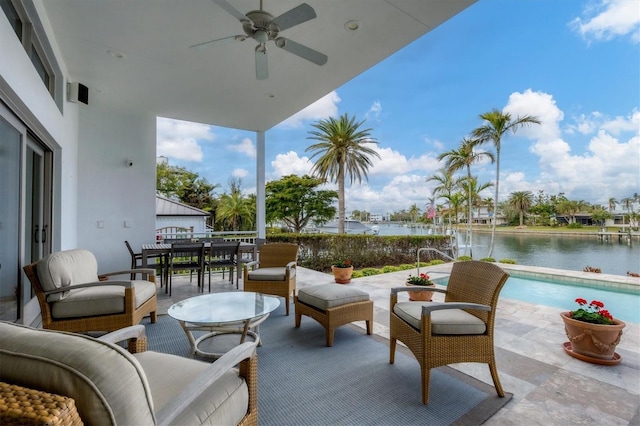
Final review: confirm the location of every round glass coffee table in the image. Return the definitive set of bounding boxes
[168,292,280,359]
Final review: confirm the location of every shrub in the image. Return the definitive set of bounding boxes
[398,264,416,271]
[360,268,382,276]
[457,255,473,261]
[479,257,495,262]
[499,258,517,264]
[428,259,445,265]
[382,265,401,273]
[567,223,583,229]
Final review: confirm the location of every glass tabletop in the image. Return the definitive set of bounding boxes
[168,292,280,325]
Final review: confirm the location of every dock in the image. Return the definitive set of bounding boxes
[597,230,639,244]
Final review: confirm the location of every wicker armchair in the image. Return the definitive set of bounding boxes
[0,321,258,426]
[243,243,298,315]
[390,260,510,404]
[23,249,157,333]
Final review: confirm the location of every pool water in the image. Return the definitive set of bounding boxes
[500,276,639,324]
[436,275,639,324]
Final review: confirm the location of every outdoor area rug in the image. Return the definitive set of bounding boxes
[143,304,511,425]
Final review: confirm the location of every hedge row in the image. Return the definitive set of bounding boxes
[265,234,454,272]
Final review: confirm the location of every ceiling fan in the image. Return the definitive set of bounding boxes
[191,0,328,80]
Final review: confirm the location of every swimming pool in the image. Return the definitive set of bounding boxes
[434,272,640,324]
[500,275,639,324]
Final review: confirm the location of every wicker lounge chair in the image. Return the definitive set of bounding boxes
[390,260,509,404]
[243,243,298,315]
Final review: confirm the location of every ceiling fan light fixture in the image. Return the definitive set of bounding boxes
[344,20,359,31]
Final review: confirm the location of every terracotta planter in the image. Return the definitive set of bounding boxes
[332,266,353,284]
[561,312,625,362]
[405,282,435,301]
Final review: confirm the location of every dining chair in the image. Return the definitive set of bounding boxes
[125,240,166,287]
[166,241,205,296]
[205,241,241,290]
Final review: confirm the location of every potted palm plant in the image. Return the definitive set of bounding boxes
[561,298,625,365]
[405,273,435,301]
[331,259,354,284]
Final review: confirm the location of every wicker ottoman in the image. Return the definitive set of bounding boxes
[295,284,373,347]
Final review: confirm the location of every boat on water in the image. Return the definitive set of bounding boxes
[310,219,378,235]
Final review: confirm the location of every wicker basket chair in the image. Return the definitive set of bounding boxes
[243,243,298,315]
[390,260,510,404]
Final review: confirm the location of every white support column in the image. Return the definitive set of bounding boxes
[256,131,266,238]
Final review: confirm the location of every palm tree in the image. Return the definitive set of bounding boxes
[472,109,540,257]
[216,189,254,231]
[508,191,534,227]
[426,168,459,229]
[438,138,494,257]
[409,203,420,224]
[608,197,617,213]
[306,114,380,234]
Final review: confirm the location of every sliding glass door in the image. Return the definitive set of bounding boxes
[0,113,21,320]
[0,102,52,321]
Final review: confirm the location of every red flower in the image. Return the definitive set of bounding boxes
[599,309,613,320]
[571,297,615,325]
[420,273,429,280]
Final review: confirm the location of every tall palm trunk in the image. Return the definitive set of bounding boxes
[338,162,345,234]
[465,166,473,257]
[488,146,500,258]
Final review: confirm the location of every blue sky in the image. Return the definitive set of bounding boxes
[157,0,640,216]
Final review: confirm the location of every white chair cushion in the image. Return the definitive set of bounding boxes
[394,302,487,335]
[0,321,155,425]
[298,284,369,310]
[134,351,249,426]
[37,249,99,301]
[50,280,156,319]
[247,266,296,281]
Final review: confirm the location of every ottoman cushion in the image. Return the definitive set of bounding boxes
[298,284,369,311]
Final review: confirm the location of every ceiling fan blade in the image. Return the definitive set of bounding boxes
[189,35,246,49]
[255,45,268,80]
[212,0,250,23]
[271,3,316,31]
[275,37,327,66]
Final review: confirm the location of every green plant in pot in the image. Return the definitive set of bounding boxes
[331,259,354,284]
[561,298,625,364]
[405,272,435,301]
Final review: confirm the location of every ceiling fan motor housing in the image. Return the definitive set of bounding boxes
[244,10,279,41]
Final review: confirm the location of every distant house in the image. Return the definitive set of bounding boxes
[155,195,209,238]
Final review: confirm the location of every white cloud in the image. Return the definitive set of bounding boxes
[528,111,640,203]
[365,101,382,121]
[270,151,314,178]
[601,108,640,135]
[232,168,249,178]
[228,137,256,158]
[346,175,433,214]
[570,0,640,44]
[156,117,213,162]
[503,89,563,141]
[278,91,341,128]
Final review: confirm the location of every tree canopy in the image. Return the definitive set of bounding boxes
[265,175,337,233]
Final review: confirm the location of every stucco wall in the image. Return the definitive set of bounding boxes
[76,105,157,273]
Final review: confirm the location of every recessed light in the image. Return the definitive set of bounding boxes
[266,93,275,98]
[345,20,359,31]
[107,50,125,59]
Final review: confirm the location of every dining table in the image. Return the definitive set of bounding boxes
[141,241,257,285]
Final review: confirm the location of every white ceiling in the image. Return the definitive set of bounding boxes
[41,0,475,132]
